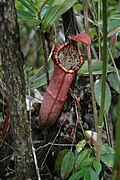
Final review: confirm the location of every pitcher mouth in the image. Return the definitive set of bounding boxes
[52,41,84,73]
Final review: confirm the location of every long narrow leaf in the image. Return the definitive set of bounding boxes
[78,60,115,76]
[41,0,77,32]
[28,69,53,91]
[17,10,34,18]
[18,17,41,26]
[40,0,51,12]
[18,0,37,14]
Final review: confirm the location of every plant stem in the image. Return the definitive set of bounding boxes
[99,0,107,127]
[98,0,102,60]
[96,0,107,162]
[83,0,98,132]
[112,96,120,180]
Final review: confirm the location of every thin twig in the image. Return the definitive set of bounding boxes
[0,155,12,163]
[83,0,98,133]
[28,77,41,180]
[0,140,14,150]
[69,88,85,141]
[89,0,102,60]
[104,113,111,146]
[41,32,50,85]
[40,125,63,168]
[28,44,55,84]
[32,145,41,180]
[36,143,76,151]
[83,0,99,161]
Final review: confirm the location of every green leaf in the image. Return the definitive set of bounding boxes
[55,149,69,172]
[39,0,51,12]
[94,79,111,113]
[75,149,91,171]
[41,0,77,32]
[18,17,41,26]
[80,157,94,169]
[17,10,34,18]
[101,153,114,168]
[78,60,115,76]
[61,151,74,179]
[17,10,39,25]
[73,3,83,11]
[76,140,86,153]
[28,69,53,90]
[18,0,37,14]
[68,169,86,180]
[100,144,114,168]
[93,161,102,175]
[107,72,120,93]
[100,144,115,155]
[17,9,41,25]
[108,19,120,32]
[83,168,99,180]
